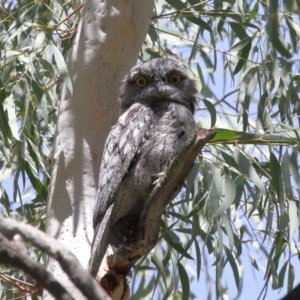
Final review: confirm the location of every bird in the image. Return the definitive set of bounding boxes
[88,58,197,276]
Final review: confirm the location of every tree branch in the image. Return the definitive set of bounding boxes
[0,217,109,300]
[0,231,72,300]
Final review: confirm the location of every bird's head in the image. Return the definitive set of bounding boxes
[119,58,197,114]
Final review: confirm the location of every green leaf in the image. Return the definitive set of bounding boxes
[213,174,236,218]
[162,227,193,259]
[194,240,201,280]
[233,40,252,75]
[38,58,56,78]
[267,0,291,58]
[151,254,168,290]
[210,128,243,142]
[19,79,31,135]
[208,128,298,146]
[278,262,288,288]
[0,110,11,150]
[3,95,20,140]
[186,16,211,32]
[131,273,156,299]
[196,62,204,92]
[34,31,46,50]
[147,25,159,44]
[23,159,48,200]
[165,0,186,10]
[285,17,300,52]
[288,200,298,240]
[229,22,248,40]
[251,258,259,271]
[243,22,261,33]
[186,161,200,195]
[206,164,223,213]
[270,152,285,204]
[0,140,11,167]
[224,246,240,290]
[0,186,10,214]
[222,214,235,251]
[177,261,190,300]
[203,99,216,128]
[234,148,266,194]
[51,45,73,94]
[26,137,49,177]
[288,264,295,292]
[192,218,214,254]
[31,79,44,103]
[188,26,201,65]
[281,150,293,197]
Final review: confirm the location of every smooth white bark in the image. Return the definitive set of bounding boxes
[45,0,154,298]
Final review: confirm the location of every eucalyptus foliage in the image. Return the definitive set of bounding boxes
[1,0,300,299]
[0,0,80,298]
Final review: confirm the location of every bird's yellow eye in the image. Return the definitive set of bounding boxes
[168,74,182,85]
[135,75,147,87]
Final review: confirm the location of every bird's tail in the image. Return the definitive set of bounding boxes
[88,206,112,277]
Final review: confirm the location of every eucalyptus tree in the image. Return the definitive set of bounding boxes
[0,0,299,299]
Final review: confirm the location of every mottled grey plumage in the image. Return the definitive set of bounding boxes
[89,58,197,275]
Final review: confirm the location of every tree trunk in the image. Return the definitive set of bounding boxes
[45,0,154,298]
